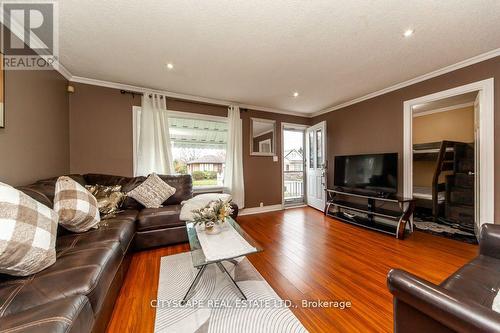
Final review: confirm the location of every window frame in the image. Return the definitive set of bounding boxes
[133,107,228,192]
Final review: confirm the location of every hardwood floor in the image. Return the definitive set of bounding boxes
[107,207,478,333]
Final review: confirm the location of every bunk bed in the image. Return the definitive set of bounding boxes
[412,141,468,220]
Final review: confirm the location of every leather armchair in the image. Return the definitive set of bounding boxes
[387,224,500,333]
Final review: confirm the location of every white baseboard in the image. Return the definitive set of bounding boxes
[239,204,284,216]
[284,204,307,209]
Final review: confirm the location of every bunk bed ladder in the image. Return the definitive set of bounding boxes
[431,141,453,220]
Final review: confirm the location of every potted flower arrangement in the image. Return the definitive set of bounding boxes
[192,199,233,235]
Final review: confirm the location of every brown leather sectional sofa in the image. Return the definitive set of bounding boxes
[0,173,238,333]
[387,224,500,333]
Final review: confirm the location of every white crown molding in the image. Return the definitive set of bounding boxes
[69,76,308,117]
[239,204,284,216]
[53,62,73,81]
[311,48,500,118]
[412,101,474,117]
[4,3,498,120]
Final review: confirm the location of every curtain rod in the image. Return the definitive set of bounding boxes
[120,89,157,98]
[120,89,248,111]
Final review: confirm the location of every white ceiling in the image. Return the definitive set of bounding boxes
[58,0,500,115]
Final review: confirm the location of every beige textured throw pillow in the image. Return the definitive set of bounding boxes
[127,173,176,208]
[0,182,58,276]
[54,176,100,232]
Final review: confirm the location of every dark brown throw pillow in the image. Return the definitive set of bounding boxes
[85,184,126,219]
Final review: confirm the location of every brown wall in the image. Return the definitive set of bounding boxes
[69,83,228,177]
[312,56,500,221]
[69,83,140,176]
[413,106,474,187]
[413,106,474,144]
[69,83,310,208]
[0,68,69,186]
[242,110,310,207]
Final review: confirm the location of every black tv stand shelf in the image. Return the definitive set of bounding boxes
[325,189,415,239]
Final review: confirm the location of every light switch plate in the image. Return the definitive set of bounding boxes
[273,155,278,162]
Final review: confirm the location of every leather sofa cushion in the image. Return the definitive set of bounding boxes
[56,215,136,255]
[0,216,135,317]
[158,174,193,205]
[440,255,500,307]
[137,205,184,231]
[17,174,86,208]
[113,209,140,222]
[16,185,54,208]
[0,241,123,317]
[135,226,188,250]
[0,295,94,333]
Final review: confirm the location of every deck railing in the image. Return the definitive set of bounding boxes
[284,170,304,200]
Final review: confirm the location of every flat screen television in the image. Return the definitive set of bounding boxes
[334,153,398,195]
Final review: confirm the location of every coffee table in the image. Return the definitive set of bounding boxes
[181,217,262,304]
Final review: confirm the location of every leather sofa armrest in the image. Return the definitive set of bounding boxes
[479,224,500,259]
[387,269,500,333]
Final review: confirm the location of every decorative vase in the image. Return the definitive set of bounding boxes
[219,218,228,230]
[205,224,221,235]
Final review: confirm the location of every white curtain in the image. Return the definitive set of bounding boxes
[224,105,245,208]
[135,92,174,176]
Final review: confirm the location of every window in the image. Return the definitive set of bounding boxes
[133,108,227,189]
[309,131,314,168]
[316,129,323,167]
[168,111,227,188]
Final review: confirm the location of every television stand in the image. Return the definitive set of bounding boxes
[325,189,415,239]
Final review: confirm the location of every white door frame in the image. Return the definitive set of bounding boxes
[306,121,327,211]
[403,78,495,226]
[281,122,308,207]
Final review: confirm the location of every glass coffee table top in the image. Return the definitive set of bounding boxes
[185,217,263,268]
[182,217,263,304]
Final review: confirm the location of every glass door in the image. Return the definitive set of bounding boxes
[283,127,306,206]
[306,121,327,211]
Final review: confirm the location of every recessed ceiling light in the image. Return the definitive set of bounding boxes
[403,29,414,38]
[167,63,174,70]
[293,92,299,98]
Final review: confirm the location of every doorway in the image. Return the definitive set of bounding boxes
[411,92,478,242]
[282,123,306,207]
[403,78,494,240]
[306,121,327,211]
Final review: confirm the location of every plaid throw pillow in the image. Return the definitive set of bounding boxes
[0,182,57,276]
[127,173,176,208]
[54,176,100,232]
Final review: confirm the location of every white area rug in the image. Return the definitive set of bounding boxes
[154,252,307,333]
[414,221,472,236]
